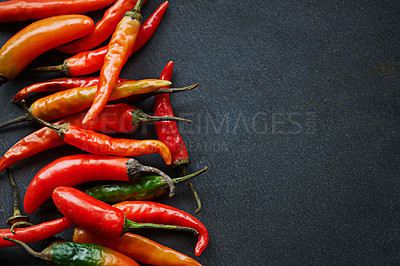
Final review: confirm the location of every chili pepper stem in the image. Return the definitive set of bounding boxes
[125,0,144,21]
[3,237,51,261]
[151,83,198,95]
[127,159,176,197]
[0,114,30,130]
[123,218,199,236]
[172,166,208,184]
[21,100,69,139]
[30,61,70,76]
[131,108,192,129]
[178,165,202,214]
[6,169,33,234]
[132,83,198,102]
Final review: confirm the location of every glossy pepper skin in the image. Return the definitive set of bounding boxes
[0,104,144,173]
[4,237,139,266]
[23,154,175,214]
[155,61,201,213]
[0,0,116,23]
[57,0,148,54]
[0,15,94,86]
[30,79,171,121]
[62,126,172,164]
[12,77,127,103]
[0,217,73,248]
[33,1,169,77]
[0,97,194,173]
[73,227,203,266]
[115,201,209,256]
[24,102,174,166]
[83,167,208,204]
[155,61,190,168]
[82,0,144,124]
[52,187,198,239]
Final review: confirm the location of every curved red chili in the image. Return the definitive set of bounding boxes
[155,61,190,167]
[24,154,175,213]
[155,61,201,213]
[82,0,144,124]
[114,201,209,256]
[57,0,148,54]
[23,155,175,214]
[52,187,199,239]
[31,1,169,77]
[0,217,73,248]
[0,0,116,23]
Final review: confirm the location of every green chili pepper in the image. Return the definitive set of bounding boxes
[84,167,208,204]
[4,237,139,265]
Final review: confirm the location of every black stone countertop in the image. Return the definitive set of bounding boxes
[0,0,399,265]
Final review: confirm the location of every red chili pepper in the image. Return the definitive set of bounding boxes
[57,0,148,54]
[12,77,127,103]
[31,1,169,77]
[23,154,175,214]
[0,0,116,23]
[0,14,94,86]
[114,201,209,256]
[155,62,190,167]
[52,186,199,239]
[0,217,73,248]
[0,102,191,174]
[155,61,202,213]
[82,0,145,124]
[22,101,174,166]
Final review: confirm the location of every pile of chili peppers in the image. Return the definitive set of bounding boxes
[0,0,209,265]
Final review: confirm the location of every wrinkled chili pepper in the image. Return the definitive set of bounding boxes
[115,201,209,256]
[4,237,140,265]
[0,15,94,86]
[32,1,169,77]
[22,101,174,166]
[5,169,33,233]
[82,0,145,124]
[23,154,176,214]
[12,77,127,103]
[84,166,208,204]
[73,227,202,266]
[52,186,199,239]
[0,217,73,248]
[0,0,116,23]
[0,101,193,173]
[155,61,202,213]
[57,0,148,54]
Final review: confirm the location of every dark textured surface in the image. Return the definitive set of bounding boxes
[0,0,399,265]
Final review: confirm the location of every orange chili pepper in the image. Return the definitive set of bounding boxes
[73,227,202,266]
[82,0,144,124]
[0,15,94,86]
